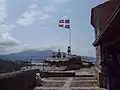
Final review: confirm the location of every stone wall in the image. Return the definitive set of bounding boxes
[95,67,107,88]
[40,71,75,78]
[96,46,102,70]
[0,69,39,90]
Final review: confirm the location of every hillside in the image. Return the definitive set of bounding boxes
[0,50,56,60]
[0,50,96,62]
[0,59,27,73]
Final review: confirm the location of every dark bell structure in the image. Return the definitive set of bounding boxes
[91,0,120,89]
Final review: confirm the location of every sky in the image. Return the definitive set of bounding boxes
[0,0,103,56]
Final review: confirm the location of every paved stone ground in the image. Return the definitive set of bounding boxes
[35,77,105,90]
[34,68,106,90]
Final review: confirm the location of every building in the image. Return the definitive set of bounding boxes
[91,0,120,89]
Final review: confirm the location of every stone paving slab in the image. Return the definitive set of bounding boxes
[75,73,94,77]
[41,82,65,87]
[34,68,107,90]
[73,77,96,80]
[34,87,61,90]
[70,87,106,90]
[70,81,98,87]
[34,87,106,90]
[43,77,68,80]
[42,79,67,82]
[43,77,96,81]
[72,80,97,82]
[75,68,95,77]
[61,77,73,90]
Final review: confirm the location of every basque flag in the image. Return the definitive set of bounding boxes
[59,24,64,28]
[58,19,64,28]
[59,19,64,23]
[58,19,70,29]
[65,19,70,23]
[65,25,70,29]
[65,19,70,29]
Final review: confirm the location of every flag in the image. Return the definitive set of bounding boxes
[58,19,70,29]
[59,19,64,23]
[65,25,70,29]
[58,19,64,28]
[65,19,70,23]
[59,24,64,28]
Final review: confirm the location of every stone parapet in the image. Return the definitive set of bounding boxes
[40,71,75,78]
[0,69,39,90]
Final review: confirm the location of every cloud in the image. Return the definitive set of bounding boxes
[5,42,68,54]
[38,14,52,20]
[28,4,38,9]
[39,42,68,51]
[17,12,36,26]
[44,5,57,12]
[5,44,29,54]
[0,24,19,46]
[0,23,20,54]
[0,23,10,33]
[0,0,7,23]
[17,9,52,26]
[33,11,52,20]
[0,0,20,54]
[0,40,95,56]
[0,32,20,46]
[49,0,72,4]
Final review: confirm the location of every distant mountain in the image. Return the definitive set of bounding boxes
[81,56,96,62]
[0,50,96,62]
[0,50,56,60]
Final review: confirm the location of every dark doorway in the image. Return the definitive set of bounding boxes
[105,41,120,90]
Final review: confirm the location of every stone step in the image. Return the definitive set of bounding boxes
[34,87,106,90]
[43,77,68,80]
[75,74,94,77]
[73,77,96,80]
[42,79,97,82]
[34,75,105,90]
[35,87,61,90]
[70,81,98,87]
[43,77,96,81]
[75,70,94,77]
[70,87,106,90]
[41,71,75,77]
[40,77,98,87]
[41,81,65,87]
[39,80,98,87]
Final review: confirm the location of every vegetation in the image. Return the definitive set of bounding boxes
[0,59,29,74]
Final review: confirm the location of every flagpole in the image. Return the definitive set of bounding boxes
[69,28,71,48]
[69,28,72,54]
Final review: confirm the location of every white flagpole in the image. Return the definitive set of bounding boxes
[68,23,72,55]
[69,28,72,51]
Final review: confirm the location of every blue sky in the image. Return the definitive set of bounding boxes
[0,0,103,56]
